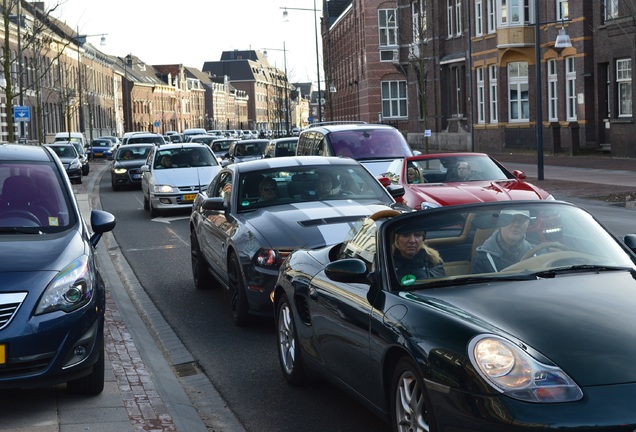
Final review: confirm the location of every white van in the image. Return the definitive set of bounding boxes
[54,132,86,147]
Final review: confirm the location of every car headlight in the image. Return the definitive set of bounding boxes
[113,168,128,174]
[469,334,583,403]
[153,184,175,193]
[69,160,81,169]
[420,201,441,210]
[36,255,94,315]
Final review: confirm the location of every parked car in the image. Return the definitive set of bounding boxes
[296,122,415,176]
[44,143,83,184]
[124,133,165,146]
[89,138,116,159]
[109,144,155,190]
[141,143,221,217]
[0,143,116,394]
[384,152,554,210]
[224,139,269,164]
[64,141,90,176]
[273,200,636,431]
[189,156,408,326]
[263,137,298,158]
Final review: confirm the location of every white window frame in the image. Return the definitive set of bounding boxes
[379,9,398,47]
[617,58,632,117]
[547,60,558,121]
[475,0,484,36]
[455,0,463,35]
[556,0,568,21]
[486,0,496,33]
[605,0,618,20]
[489,64,498,123]
[508,62,529,122]
[447,0,454,37]
[412,1,427,43]
[565,56,577,121]
[381,80,408,118]
[477,67,485,123]
[498,0,532,26]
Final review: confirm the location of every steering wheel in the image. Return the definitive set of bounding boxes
[0,210,41,225]
[520,242,570,261]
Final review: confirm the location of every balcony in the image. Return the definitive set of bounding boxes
[497,25,535,48]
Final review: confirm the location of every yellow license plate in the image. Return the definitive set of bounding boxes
[0,344,5,364]
[183,194,196,202]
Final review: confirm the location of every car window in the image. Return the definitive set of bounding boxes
[153,147,217,168]
[117,146,151,160]
[326,129,412,159]
[338,216,379,269]
[0,162,75,230]
[49,145,77,158]
[236,165,391,213]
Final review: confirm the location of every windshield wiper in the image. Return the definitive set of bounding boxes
[402,274,538,290]
[0,226,43,234]
[531,265,634,278]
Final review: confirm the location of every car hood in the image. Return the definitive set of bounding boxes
[243,202,395,249]
[113,160,145,169]
[408,180,546,205]
[0,229,86,274]
[152,166,220,186]
[409,271,636,386]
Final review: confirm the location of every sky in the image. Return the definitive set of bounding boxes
[49,0,324,85]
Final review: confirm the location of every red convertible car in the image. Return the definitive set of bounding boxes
[384,152,554,210]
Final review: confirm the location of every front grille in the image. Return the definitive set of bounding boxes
[0,293,27,330]
[0,353,55,378]
[178,185,204,193]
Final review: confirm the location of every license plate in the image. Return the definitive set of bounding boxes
[0,344,5,364]
[132,174,141,179]
[182,194,196,202]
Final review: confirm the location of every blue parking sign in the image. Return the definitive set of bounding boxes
[14,106,30,122]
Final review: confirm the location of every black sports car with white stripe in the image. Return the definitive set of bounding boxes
[189,156,407,326]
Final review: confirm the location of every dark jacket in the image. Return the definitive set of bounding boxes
[394,249,446,285]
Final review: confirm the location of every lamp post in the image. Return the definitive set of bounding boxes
[263,43,290,134]
[281,2,322,123]
[75,31,107,135]
[534,4,571,180]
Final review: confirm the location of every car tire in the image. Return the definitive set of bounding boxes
[67,338,105,395]
[228,253,250,326]
[76,176,82,184]
[149,199,158,218]
[191,230,216,289]
[391,357,436,432]
[111,179,120,191]
[143,193,149,211]
[276,293,309,385]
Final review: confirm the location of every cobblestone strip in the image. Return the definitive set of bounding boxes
[104,289,178,432]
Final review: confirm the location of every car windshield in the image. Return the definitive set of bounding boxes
[0,161,75,230]
[360,202,636,289]
[212,140,233,152]
[234,142,266,157]
[49,145,77,158]
[386,154,513,184]
[117,146,151,161]
[236,165,392,213]
[154,147,218,169]
[327,128,412,159]
[128,135,164,145]
[92,141,111,148]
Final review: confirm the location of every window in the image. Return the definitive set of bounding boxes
[476,68,485,123]
[475,0,483,36]
[498,0,532,26]
[487,0,496,33]
[556,0,568,21]
[508,62,529,122]
[547,60,558,121]
[489,65,498,123]
[379,9,398,47]
[381,80,408,118]
[617,58,632,117]
[447,0,462,37]
[412,1,427,43]
[605,0,618,20]
[565,57,577,121]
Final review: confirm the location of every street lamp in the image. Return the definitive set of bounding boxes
[263,43,290,134]
[75,30,107,135]
[281,2,322,123]
[534,4,571,180]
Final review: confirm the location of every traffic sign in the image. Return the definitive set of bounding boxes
[13,106,30,122]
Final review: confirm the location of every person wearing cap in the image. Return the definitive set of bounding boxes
[472,209,533,273]
[393,229,446,285]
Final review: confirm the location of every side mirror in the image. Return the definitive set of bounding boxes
[325,259,371,284]
[513,170,527,180]
[624,234,636,254]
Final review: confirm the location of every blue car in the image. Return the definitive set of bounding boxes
[89,138,116,158]
[0,144,116,394]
